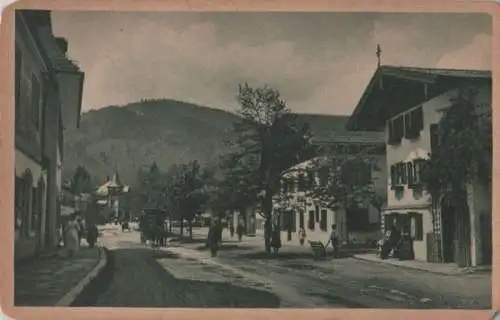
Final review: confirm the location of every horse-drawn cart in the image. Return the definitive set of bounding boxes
[139,208,167,246]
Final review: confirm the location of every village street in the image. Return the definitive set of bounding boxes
[74,227,491,309]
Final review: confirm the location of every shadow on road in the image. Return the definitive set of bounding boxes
[73,247,281,308]
[233,250,353,262]
[193,244,253,252]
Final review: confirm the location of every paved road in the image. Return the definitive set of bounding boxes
[170,228,492,309]
[78,228,491,309]
[74,229,281,307]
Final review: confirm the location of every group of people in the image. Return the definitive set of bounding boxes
[59,212,99,257]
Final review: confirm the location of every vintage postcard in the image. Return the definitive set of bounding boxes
[0,1,497,320]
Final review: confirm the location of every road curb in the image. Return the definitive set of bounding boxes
[351,255,479,276]
[54,246,108,307]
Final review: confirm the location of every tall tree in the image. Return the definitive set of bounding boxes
[420,87,491,266]
[70,165,92,194]
[226,84,316,252]
[308,144,384,237]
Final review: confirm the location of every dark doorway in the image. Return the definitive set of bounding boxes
[299,210,304,229]
[441,203,456,263]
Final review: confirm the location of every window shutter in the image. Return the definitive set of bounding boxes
[390,165,396,186]
[401,162,408,184]
[388,120,395,143]
[395,116,404,141]
[429,124,439,155]
[414,107,424,131]
[407,162,414,185]
[404,113,412,139]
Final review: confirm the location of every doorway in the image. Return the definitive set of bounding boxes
[441,203,456,263]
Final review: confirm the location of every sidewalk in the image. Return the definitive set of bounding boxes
[14,245,107,306]
[352,253,492,276]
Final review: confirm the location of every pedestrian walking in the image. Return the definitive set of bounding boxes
[237,221,244,242]
[271,225,281,257]
[298,227,306,246]
[325,224,339,258]
[86,224,99,248]
[264,218,272,255]
[229,220,235,238]
[207,221,219,257]
[65,213,81,257]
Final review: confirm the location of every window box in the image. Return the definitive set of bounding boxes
[408,182,423,190]
[390,184,404,191]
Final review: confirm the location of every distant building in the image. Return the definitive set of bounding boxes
[14,10,84,261]
[347,65,492,266]
[95,171,130,219]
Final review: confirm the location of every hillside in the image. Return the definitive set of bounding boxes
[62,99,349,186]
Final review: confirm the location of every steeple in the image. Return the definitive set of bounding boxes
[111,171,122,186]
[376,44,382,68]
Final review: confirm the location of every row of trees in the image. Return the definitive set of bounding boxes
[136,84,383,248]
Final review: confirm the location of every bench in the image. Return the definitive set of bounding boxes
[308,240,326,259]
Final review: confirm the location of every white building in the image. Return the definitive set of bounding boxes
[346,65,492,266]
[274,132,386,246]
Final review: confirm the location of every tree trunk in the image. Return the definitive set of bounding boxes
[180,220,184,236]
[262,192,273,253]
[188,219,193,239]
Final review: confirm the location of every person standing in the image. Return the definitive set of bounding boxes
[65,213,81,257]
[326,224,339,258]
[86,223,99,248]
[298,227,306,246]
[207,220,219,257]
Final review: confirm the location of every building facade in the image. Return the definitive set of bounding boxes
[273,133,387,246]
[14,10,84,261]
[346,65,492,266]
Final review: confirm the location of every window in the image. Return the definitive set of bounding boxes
[391,162,407,187]
[31,75,41,129]
[307,171,315,188]
[308,210,315,230]
[409,158,426,188]
[320,209,328,231]
[318,167,329,186]
[15,43,22,128]
[409,212,423,241]
[404,107,424,140]
[297,173,306,191]
[384,213,399,233]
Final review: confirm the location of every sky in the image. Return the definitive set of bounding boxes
[51,11,492,115]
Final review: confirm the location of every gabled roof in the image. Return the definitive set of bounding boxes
[346,65,491,130]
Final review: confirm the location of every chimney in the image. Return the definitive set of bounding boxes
[55,37,68,55]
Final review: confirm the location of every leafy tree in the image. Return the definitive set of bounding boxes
[70,165,92,194]
[307,144,384,238]
[138,162,166,209]
[226,84,316,252]
[420,87,491,266]
[163,160,209,238]
[421,87,492,197]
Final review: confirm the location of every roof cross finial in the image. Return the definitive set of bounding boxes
[376,44,382,68]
